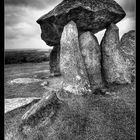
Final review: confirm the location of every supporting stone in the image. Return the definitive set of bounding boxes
[79,31,103,92]
[120,30,136,82]
[60,21,92,95]
[101,23,131,84]
[49,45,61,77]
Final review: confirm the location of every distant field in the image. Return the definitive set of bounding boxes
[5,49,51,64]
[4,49,52,99]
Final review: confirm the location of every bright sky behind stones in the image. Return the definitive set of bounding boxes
[5,0,135,50]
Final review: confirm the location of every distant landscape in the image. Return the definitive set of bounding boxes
[5,49,51,64]
[4,49,52,99]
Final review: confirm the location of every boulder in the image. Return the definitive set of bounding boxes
[120,30,136,82]
[37,0,126,46]
[101,23,131,84]
[60,21,92,95]
[79,31,103,92]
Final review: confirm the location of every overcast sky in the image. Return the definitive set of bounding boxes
[5,0,136,50]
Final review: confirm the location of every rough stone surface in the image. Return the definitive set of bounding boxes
[101,23,131,84]
[120,30,136,82]
[37,0,126,46]
[79,31,103,92]
[5,98,40,113]
[21,92,56,122]
[49,46,61,76]
[60,21,92,95]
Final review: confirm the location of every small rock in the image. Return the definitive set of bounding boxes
[101,23,131,84]
[79,31,103,92]
[41,81,49,87]
[60,21,92,95]
[8,78,41,85]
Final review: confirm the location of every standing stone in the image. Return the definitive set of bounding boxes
[120,30,136,82]
[49,46,61,76]
[60,21,92,95]
[101,23,131,84]
[79,32,103,92]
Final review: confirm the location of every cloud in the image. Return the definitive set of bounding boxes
[4,5,43,41]
[5,35,48,50]
[4,0,62,9]
[5,0,135,50]
[5,22,39,40]
[115,0,136,17]
[4,5,52,49]
[5,6,23,26]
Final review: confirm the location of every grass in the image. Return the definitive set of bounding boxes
[4,61,50,99]
[5,93,136,140]
[4,49,136,140]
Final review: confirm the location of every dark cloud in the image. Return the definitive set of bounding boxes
[4,0,62,9]
[116,0,135,17]
[5,0,135,50]
[5,8,22,26]
[124,0,136,20]
[123,0,135,13]
[5,0,135,12]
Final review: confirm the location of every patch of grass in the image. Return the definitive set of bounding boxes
[4,62,50,99]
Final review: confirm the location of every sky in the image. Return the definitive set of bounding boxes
[4,0,136,50]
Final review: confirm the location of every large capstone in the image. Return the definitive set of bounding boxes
[101,24,131,84]
[120,30,136,82]
[37,0,126,46]
[60,21,92,95]
[79,31,103,92]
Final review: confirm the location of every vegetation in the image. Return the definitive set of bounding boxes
[5,50,51,64]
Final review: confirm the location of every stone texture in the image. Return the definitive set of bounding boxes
[79,31,103,92]
[49,46,61,76]
[60,21,92,95]
[37,0,126,46]
[5,97,40,113]
[120,30,136,82]
[21,92,56,122]
[101,23,131,84]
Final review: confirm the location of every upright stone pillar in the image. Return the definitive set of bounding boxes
[49,46,61,76]
[60,21,92,95]
[120,30,136,82]
[79,32,103,92]
[101,23,131,84]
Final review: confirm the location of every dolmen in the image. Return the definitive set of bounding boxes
[36,0,126,76]
[5,0,136,139]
